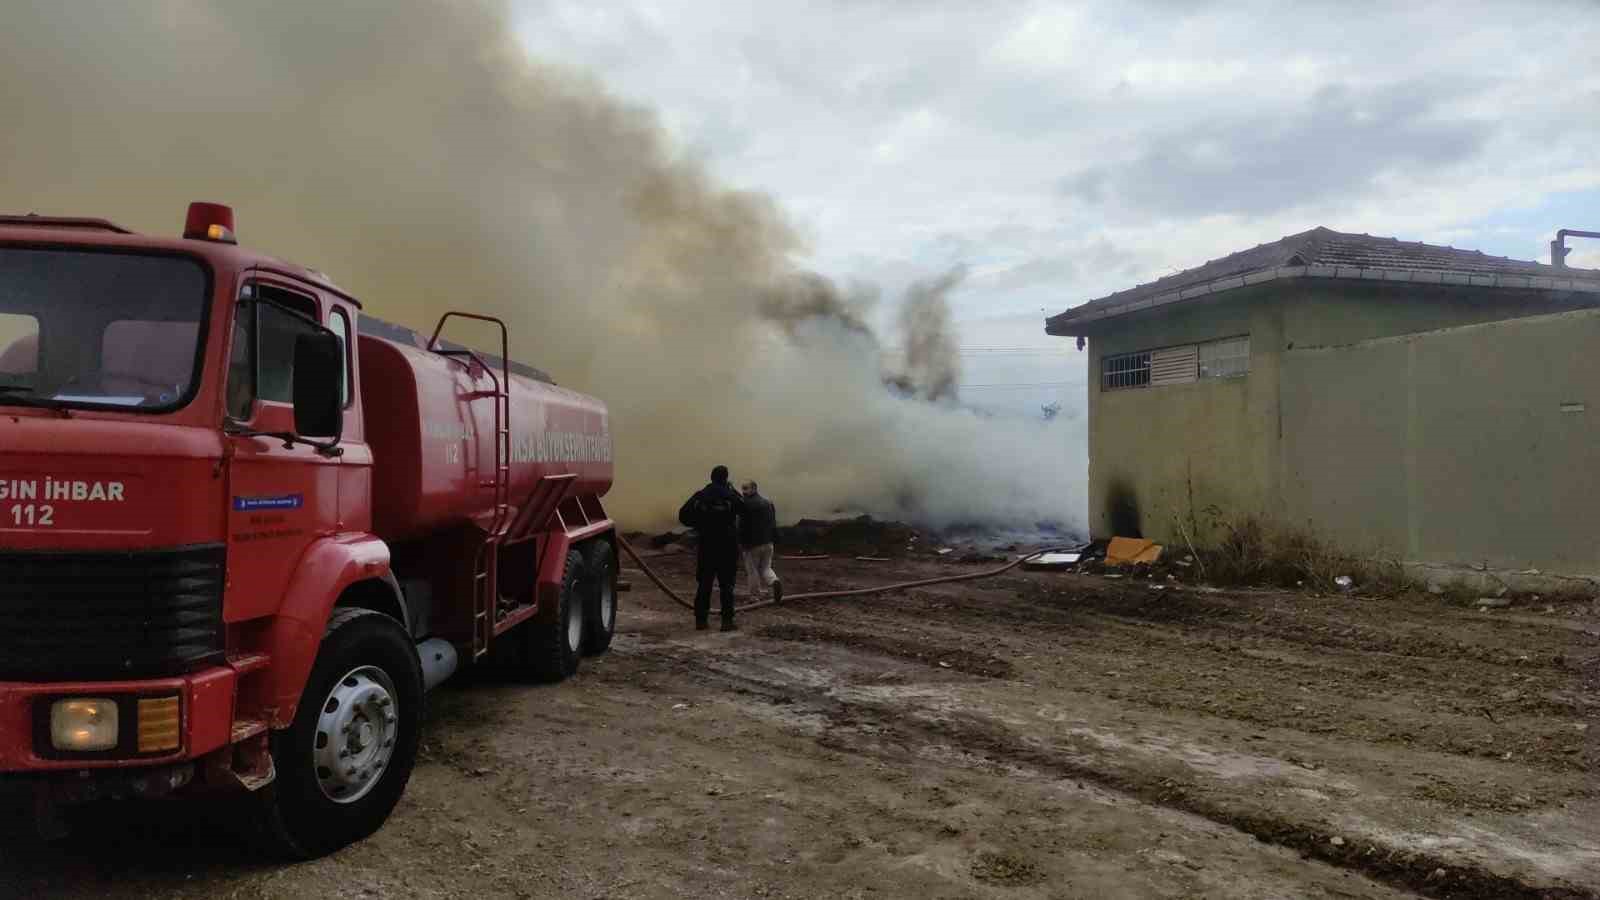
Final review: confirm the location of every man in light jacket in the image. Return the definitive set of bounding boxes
[738,480,782,605]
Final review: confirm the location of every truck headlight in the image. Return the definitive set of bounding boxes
[51,698,119,752]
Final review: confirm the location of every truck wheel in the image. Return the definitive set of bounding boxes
[582,540,618,656]
[254,608,423,860]
[527,548,585,683]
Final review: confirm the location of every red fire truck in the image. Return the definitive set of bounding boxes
[0,203,619,858]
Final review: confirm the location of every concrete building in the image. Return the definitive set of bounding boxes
[1045,227,1600,579]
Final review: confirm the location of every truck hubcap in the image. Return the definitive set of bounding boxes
[313,666,399,804]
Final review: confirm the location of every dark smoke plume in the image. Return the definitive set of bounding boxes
[894,267,966,402]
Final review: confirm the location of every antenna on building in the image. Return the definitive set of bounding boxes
[1550,228,1599,268]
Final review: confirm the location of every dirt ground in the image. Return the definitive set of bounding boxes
[2,550,1596,899]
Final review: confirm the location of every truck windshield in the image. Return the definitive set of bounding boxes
[0,247,209,412]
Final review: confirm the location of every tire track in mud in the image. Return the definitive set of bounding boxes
[629,634,1597,900]
[798,586,1596,774]
[756,623,1013,678]
[858,582,1582,673]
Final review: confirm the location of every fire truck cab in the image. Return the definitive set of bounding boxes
[0,203,619,857]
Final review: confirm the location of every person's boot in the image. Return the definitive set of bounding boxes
[771,579,783,605]
[695,619,709,631]
[721,617,737,632]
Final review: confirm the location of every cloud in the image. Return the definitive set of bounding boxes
[1569,248,1600,270]
[503,0,1598,320]
[1059,81,1493,218]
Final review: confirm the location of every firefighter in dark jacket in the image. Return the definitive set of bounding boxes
[678,465,747,631]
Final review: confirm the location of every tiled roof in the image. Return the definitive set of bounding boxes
[1046,227,1600,334]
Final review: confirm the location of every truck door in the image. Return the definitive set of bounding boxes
[326,302,372,533]
[222,276,343,623]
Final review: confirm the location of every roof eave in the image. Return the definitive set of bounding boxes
[1046,265,1600,336]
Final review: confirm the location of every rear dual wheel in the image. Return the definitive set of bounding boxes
[525,539,618,678]
[582,540,618,656]
[527,548,586,682]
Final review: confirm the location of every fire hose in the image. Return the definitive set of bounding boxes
[615,534,1080,615]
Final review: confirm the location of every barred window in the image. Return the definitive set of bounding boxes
[1198,336,1250,379]
[1102,335,1249,391]
[1101,351,1151,390]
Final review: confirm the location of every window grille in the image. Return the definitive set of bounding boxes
[1101,351,1151,390]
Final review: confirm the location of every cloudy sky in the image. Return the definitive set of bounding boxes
[511,0,1600,415]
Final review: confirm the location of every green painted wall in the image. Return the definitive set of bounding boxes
[1281,307,1600,573]
[1085,290,1282,542]
[1282,283,1594,348]
[1081,281,1597,574]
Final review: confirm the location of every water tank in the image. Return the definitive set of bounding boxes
[358,331,612,543]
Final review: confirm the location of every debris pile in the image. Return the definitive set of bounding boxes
[631,516,1088,565]
[778,516,919,558]
[622,530,696,553]
[1067,538,1204,585]
[1105,536,1162,566]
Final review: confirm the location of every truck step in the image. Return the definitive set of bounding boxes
[231,719,269,743]
[227,653,271,675]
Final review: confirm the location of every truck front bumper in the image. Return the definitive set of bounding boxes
[0,667,237,773]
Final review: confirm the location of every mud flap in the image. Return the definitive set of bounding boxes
[236,733,278,792]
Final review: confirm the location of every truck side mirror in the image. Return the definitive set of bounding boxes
[292,330,343,441]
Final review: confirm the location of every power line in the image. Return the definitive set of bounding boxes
[959,380,1077,390]
[884,346,1071,355]
[955,347,1069,354]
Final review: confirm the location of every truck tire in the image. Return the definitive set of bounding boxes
[582,540,618,656]
[254,607,424,860]
[526,548,585,683]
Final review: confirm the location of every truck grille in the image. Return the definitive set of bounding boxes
[0,545,225,680]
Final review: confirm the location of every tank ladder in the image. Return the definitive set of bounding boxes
[428,313,514,660]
